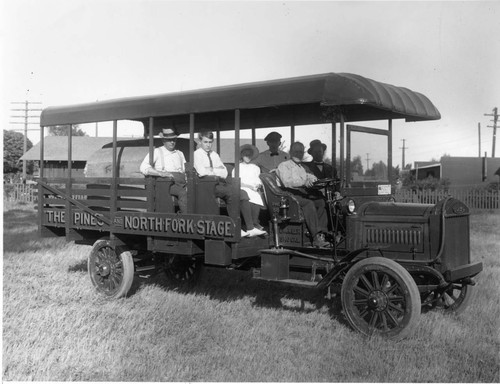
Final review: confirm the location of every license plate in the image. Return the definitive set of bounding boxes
[378,184,391,195]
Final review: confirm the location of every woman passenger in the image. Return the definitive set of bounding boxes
[232,144,267,237]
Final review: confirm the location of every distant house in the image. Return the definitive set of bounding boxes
[411,157,500,187]
[20,136,132,178]
[411,162,442,180]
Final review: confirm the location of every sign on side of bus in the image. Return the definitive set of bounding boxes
[113,212,235,239]
[43,209,106,228]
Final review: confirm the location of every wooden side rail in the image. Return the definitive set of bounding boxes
[37,180,112,226]
[39,178,150,213]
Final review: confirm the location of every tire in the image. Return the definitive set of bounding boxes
[88,239,134,299]
[163,254,202,284]
[432,283,475,315]
[341,257,421,341]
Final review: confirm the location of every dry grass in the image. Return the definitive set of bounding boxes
[3,201,499,382]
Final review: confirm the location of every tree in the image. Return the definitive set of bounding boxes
[350,155,364,176]
[49,124,86,136]
[365,161,388,180]
[392,165,401,182]
[3,130,33,174]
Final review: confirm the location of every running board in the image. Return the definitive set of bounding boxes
[252,268,318,288]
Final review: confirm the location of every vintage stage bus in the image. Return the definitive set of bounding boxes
[38,73,482,340]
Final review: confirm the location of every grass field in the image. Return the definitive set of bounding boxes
[3,201,499,382]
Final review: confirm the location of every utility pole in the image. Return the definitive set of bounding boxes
[365,153,371,171]
[400,139,408,169]
[10,101,43,181]
[478,123,481,157]
[95,99,99,137]
[484,107,498,158]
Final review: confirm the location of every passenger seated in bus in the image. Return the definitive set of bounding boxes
[193,130,233,208]
[276,142,330,248]
[303,139,337,180]
[252,131,288,173]
[232,144,267,237]
[139,128,187,213]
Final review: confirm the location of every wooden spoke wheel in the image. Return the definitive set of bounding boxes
[431,283,474,315]
[163,255,201,284]
[88,239,134,299]
[341,257,421,341]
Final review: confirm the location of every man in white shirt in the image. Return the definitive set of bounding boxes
[277,141,330,248]
[193,130,233,210]
[252,131,288,173]
[140,128,187,213]
[193,131,228,179]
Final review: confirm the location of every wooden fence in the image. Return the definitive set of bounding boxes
[4,183,500,210]
[395,189,499,210]
[4,183,38,203]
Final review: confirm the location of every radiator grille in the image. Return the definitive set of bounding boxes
[365,228,422,245]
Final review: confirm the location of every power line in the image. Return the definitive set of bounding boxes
[408,134,491,156]
[9,101,43,180]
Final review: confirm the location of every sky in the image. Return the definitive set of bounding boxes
[1,0,499,168]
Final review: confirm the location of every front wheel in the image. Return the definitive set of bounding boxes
[88,239,134,299]
[341,257,421,341]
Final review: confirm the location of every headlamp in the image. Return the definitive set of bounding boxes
[338,198,355,215]
[347,199,356,214]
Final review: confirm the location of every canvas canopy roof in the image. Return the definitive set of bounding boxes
[40,73,440,134]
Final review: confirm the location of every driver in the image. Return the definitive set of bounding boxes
[276,142,330,248]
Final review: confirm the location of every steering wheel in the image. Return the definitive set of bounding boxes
[312,178,336,188]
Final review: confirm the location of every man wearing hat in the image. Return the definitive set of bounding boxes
[276,142,330,248]
[252,131,288,173]
[139,127,187,213]
[303,139,337,180]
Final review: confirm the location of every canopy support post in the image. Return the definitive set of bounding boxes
[234,109,241,221]
[39,126,44,178]
[339,114,345,188]
[388,119,393,185]
[111,120,118,216]
[65,124,73,238]
[331,122,336,178]
[148,117,154,167]
[189,114,195,166]
[147,117,155,214]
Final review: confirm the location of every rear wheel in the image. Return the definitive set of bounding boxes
[431,283,474,315]
[341,257,421,341]
[163,254,202,284]
[88,239,134,299]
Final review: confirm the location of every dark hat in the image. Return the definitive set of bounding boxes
[159,128,178,139]
[308,139,327,154]
[264,131,282,142]
[240,144,259,160]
